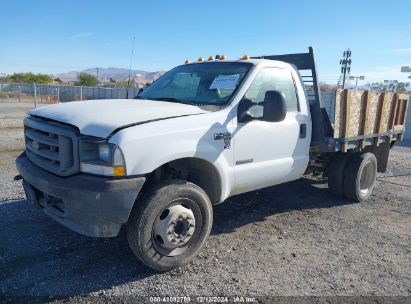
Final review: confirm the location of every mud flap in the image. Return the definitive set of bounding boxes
[362,141,390,173]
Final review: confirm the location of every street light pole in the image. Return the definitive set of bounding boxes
[349,75,365,90]
[401,66,411,90]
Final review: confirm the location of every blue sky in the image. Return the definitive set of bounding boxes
[1,0,410,84]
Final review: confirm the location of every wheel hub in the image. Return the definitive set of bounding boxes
[153,204,196,249]
[360,161,376,195]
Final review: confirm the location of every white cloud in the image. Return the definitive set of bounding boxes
[388,48,411,54]
[320,66,410,84]
[71,32,92,40]
[360,65,410,83]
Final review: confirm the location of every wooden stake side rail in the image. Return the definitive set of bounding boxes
[330,90,409,152]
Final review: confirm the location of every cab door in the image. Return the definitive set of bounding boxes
[231,67,310,195]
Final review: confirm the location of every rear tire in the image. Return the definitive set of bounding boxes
[327,153,350,196]
[127,179,213,271]
[343,153,377,202]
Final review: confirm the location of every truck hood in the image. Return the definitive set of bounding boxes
[29,99,207,138]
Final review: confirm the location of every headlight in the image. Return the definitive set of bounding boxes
[79,138,126,177]
[98,143,110,162]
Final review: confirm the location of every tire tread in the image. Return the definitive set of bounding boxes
[343,153,377,202]
[127,179,212,271]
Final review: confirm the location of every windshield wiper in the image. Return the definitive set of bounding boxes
[151,97,195,105]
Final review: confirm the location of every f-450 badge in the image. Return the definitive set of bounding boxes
[214,132,231,149]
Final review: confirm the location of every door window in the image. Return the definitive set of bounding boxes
[244,68,299,115]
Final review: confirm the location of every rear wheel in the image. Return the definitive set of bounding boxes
[343,153,377,202]
[127,180,213,271]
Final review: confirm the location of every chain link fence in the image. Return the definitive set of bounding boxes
[0,83,141,106]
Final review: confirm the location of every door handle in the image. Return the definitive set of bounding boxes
[299,123,306,138]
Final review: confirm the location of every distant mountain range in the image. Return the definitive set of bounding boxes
[57,67,165,83]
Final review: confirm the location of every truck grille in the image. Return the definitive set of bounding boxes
[24,116,79,176]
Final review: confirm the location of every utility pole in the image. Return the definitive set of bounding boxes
[338,49,352,89]
[96,67,99,83]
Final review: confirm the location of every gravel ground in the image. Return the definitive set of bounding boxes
[0,107,410,302]
[0,102,48,152]
[0,102,46,118]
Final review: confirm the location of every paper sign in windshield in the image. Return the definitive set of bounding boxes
[209,74,240,90]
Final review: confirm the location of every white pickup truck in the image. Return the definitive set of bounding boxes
[16,48,409,271]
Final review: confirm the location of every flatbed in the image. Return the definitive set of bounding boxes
[253,47,409,154]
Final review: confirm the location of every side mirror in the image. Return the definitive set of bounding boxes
[237,98,255,123]
[237,90,287,123]
[262,90,286,122]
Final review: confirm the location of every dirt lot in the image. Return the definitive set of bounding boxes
[0,103,410,302]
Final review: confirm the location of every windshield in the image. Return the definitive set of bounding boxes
[137,62,252,106]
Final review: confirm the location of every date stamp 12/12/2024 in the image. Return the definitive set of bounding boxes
[149,296,256,303]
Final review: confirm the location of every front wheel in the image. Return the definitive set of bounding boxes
[127,180,213,271]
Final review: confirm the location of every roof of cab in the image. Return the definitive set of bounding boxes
[183,58,296,71]
[186,58,261,65]
[187,58,294,66]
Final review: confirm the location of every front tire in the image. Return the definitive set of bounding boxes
[127,180,213,271]
[343,153,377,202]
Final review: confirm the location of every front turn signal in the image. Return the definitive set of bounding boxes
[113,166,126,177]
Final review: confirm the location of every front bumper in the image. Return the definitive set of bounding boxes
[16,152,145,237]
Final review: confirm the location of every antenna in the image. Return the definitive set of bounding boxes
[126,36,136,98]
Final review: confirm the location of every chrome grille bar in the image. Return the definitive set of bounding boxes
[24,128,59,147]
[24,116,79,176]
